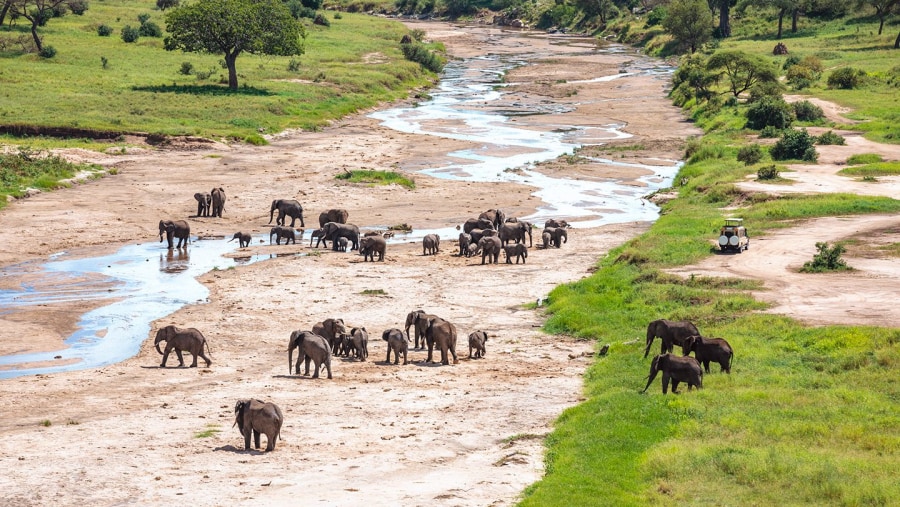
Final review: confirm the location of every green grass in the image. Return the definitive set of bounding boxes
[360,288,387,295]
[846,153,883,165]
[0,1,437,142]
[0,150,106,206]
[335,169,415,189]
[839,161,900,177]
[193,424,221,438]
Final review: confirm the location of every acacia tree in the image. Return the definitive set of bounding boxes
[706,50,778,98]
[859,0,899,35]
[663,0,713,53]
[8,0,70,51]
[164,0,305,90]
[0,0,11,27]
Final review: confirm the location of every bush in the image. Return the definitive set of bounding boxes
[782,55,801,70]
[121,25,140,43]
[745,97,794,130]
[286,0,316,19]
[51,3,68,17]
[67,0,89,15]
[645,6,666,26]
[333,12,342,19]
[747,81,784,104]
[757,164,779,180]
[817,130,845,145]
[137,13,151,24]
[401,43,444,73]
[139,21,162,37]
[737,144,763,165]
[827,67,866,89]
[313,13,330,26]
[786,65,816,90]
[759,126,783,138]
[156,0,180,9]
[847,153,883,165]
[97,24,112,36]
[31,8,53,26]
[442,0,475,16]
[287,58,300,72]
[39,45,57,58]
[887,65,900,88]
[771,128,817,161]
[800,242,849,272]
[792,100,824,122]
[243,134,269,146]
[179,61,193,75]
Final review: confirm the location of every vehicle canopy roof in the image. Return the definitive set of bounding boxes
[723,218,744,227]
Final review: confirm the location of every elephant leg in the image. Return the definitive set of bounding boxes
[289,216,296,228]
[672,379,681,394]
[324,360,332,379]
[387,348,392,364]
[662,373,670,394]
[175,349,185,367]
[160,346,171,367]
[450,346,458,364]
[303,356,311,376]
[266,432,276,452]
[189,352,199,367]
[244,430,252,451]
[254,429,261,449]
[312,359,320,378]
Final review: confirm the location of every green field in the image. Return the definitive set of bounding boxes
[0,0,437,140]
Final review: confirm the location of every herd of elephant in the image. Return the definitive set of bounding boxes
[455,210,571,265]
[150,310,488,452]
[641,318,735,394]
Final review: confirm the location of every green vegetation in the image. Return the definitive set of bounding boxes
[335,169,415,189]
[800,242,851,273]
[846,153,883,165]
[194,424,221,438]
[839,161,900,177]
[360,288,387,295]
[0,0,438,141]
[0,149,106,207]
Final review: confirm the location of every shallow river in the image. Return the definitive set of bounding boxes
[0,37,680,378]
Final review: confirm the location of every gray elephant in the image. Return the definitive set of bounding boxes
[425,317,459,365]
[158,220,190,249]
[309,228,327,248]
[644,319,701,358]
[288,330,333,379]
[318,208,349,228]
[336,237,349,252]
[682,335,734,374]
[642,353,703,394]
[229,232,251,248]
[478,235,502,265]
[498,221,531,247]
[545,218,570,229]
[458,233,472,257]
[405,310,438,350]
[233,399,283,452]
[422,234,440,255]
[210,187,225,218]
[346,327,369,361]
[194,192,211,217]
[479,209,506,230]
[503,243,527,264]
[313,318,349,356]
[382,328,409,365]
[269,199,304,228]
[550,227,567,248]
[359,235,386,261]
[463,217,495,234]
[154,325,211,367]
[468,228,491,245]
[541,229,553,249]
[269,226,296,245]
[468,330,488,359]
[323,222,360,251]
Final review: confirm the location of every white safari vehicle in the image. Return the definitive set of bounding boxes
[718,218,749,252]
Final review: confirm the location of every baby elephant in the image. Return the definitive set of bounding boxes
[336,237,349,252]
[423,233,440,255]
[468,330,488,359]
[154,325,212,368]
[344,327,369,361]
[229,232,251,248]
[382,328,408,365]
[681,335,734,374]
[503,243,527,264]
[233,399,283,452]
[270,226,296,245]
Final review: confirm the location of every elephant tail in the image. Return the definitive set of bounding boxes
[204,339,212,356]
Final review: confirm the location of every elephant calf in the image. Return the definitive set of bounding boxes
[234,399,283,452]
[422,234,440,255]
[682,335,733,374]
[642,353,702,394]
[154,325,212,368]
[382,328,408,365]
[270,226,296,245]
[288,330,333,379]
[359,235,386,261]
[229,232,251,248]
[503,243,527,264]
[468,330,488,359]
[346,327,369,361]
[336,237,349,252]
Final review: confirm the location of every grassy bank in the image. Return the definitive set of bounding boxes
[0,0,437,141]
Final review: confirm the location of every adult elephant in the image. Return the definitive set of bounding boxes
[682,335,734,374]
[478,235,502,265]
[641,353,703,394]
[269,199,305,228]
[550,227,567,248]
[323,222,360,251]
[422,234,440,255]
[545,218,570,229]
[210,187,226,218]
[644,319,701,358]
[288,330,333,379]
[382,328,409,365]
[269,226,296,245]
[359,235,386,261]
[318,208,349,228]
[159,220,190,249]
[234,399,283,452]
[193,192,210,217]
[405,310,438,349]
[498,222,531,247]
[154,325,211,367]
[463,217,495,234]
[425,317,459,365]
[313,318,349,356]
[479,209,506,230]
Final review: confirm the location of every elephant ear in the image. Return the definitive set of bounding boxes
[233,400,246,430]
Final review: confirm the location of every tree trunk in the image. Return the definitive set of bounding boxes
[878,17,885,36]
[777,8,784,39]
[0,0,12,27]
[30,19,42,51]
[718,0,731,38]
[895,29,899,48]
[791,8,799,33]
[225,52,238,90]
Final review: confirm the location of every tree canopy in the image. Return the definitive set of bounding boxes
[663,0,713,53]
[164,0,305,90]
[7,0,76,53]
[706,50,778,97]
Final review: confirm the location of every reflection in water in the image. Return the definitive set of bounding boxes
[160,247,190,273]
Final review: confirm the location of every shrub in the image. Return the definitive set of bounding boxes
[847,153,883,165]
[759,126,782,138]
[442,0,475,16]
[51,3,68,17]
[97,24,112,36]
[737,144,763,165]
[792,100,824,122]
[401,43,444,73]
[887,65,900,88]
[243,134,269,146]
[745,97,794,130]
[313,13,330,26]
[786,65,816,90]
[645,6,666,26]
[410,28,426,42]
[333,12,342,19]
[771,128,817,161]
[683,136,702,159]
[137,13,151,24]
[67,0,89,15]
[156,0,180,9]
[827,67,865,89]
[287,58,300,72]
[757,164,779,180]
[816,130,845,145]
[747,81,784,104]
[179,61,193,75]
[139,21,162,37]
[688,144,727,164]
[121,25,140,43]
[800,242,850,272]
[782,55,801,70]
[31,8,53,26]
[39,45,57,58]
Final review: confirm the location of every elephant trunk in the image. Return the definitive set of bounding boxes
[155,340,164,355]
[288,347,293,374]
[641,370,657,393]
[269,201,276,224]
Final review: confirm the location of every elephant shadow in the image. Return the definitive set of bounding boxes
[214,444,269,455]
[271,374,323,381]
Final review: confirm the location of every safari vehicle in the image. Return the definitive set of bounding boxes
[718,218,749,252]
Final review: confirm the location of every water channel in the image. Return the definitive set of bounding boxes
[0,38,681,378]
